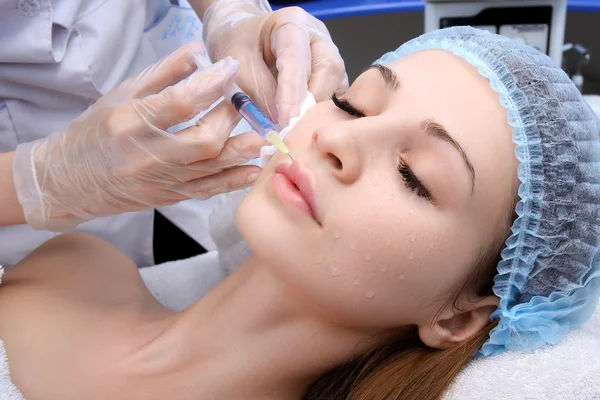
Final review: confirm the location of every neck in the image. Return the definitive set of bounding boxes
[139,256,395,399]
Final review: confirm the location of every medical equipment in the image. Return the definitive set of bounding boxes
[194,55,293,161]
[225,83,294,161]
[563,43,591,92]
[424,0,567,66]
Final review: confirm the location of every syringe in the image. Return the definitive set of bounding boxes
[224,82,293,161]
[193,55,293,161]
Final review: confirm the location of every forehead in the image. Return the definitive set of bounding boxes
[381,50,511,156]
[364,50,517,223]
[372,50,500,117]
[350,51,509,139]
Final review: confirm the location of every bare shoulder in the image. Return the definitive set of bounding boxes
[0,232,151,308]
[13,232,135,274]
[0,234,171,400]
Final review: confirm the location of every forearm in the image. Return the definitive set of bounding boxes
[0,151,26,226]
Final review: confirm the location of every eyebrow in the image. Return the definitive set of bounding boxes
[420,118,476,193]
[364,64,400,90]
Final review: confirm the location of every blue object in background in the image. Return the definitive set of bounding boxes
[270,0,600,20]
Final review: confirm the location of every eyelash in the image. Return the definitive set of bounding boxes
[398,159,432,202]
[331,93,366,118]
[331,93,431,202]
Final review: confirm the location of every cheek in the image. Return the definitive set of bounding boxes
[303,194,436,321]
[238,183,475,328]
[320,196,475,324]
[238,142,477,329]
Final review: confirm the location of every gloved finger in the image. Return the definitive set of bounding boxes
[134,56,240,130]
[180,165,262,200]
[235,53,279,123]
[337,72,350,96]
[306,34,348,102]
[174,132,267,181]
[130,41,207,99]
[270,22,311,127]
[165,100,243,165]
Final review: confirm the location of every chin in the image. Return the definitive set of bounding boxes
[236,188,281,259]
[236,186,314,279]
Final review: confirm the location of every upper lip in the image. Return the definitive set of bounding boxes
[275,161,321,224]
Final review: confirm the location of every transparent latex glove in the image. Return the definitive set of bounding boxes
[13,42,266,231]
[202,0,349,127]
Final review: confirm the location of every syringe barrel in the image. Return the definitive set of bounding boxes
[230,92,277,138]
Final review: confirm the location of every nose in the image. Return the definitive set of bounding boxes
[311,120,361,184]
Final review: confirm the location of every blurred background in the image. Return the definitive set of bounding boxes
[270,0,600,99]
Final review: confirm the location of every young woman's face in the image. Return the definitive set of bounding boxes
[237,50,519,330]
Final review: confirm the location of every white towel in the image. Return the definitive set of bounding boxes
[0,339,24,400]
[207,189,253,276]
[139,251,226,312]
[443,299,600,400]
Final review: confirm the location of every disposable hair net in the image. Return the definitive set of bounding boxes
[374,26,600,356]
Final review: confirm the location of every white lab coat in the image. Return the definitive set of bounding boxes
[0,0,218,267]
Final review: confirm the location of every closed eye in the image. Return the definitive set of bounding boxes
[331,93,366,118]
[398,158,432,202]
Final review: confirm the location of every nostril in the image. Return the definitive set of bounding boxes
[326,153,343,170]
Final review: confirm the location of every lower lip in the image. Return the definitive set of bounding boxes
[271,173,315,219]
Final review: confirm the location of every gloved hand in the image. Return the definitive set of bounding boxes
[13,42,265,231]
[202,0,349,127]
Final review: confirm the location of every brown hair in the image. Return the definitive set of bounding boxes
[302,322,496,400]
[303,206,514,400]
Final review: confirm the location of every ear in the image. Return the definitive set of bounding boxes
[417,295,499,350]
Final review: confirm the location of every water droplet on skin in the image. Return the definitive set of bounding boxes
[386,239,392,247]
[408,252,414,260]
[314,255,323,264]
[333,230,341,239]
[398,273,406,281]
[367,228,374,235]
[409,233,416,242]
[331,268,340,276]
[364,254,372,261]
[380,265,388,273]
[409,209,416,216]
[366,290,376,299]
[350,243,357,251]
[354,278,361,285]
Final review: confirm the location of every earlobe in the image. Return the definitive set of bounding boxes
[418,295,499,350]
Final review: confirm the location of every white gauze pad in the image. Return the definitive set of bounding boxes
[259,92,317,167]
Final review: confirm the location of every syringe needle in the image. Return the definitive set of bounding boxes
[287,153,294,162]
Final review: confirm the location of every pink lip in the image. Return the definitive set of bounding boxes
[271,162,320,224]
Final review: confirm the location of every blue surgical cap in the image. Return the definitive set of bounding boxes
[374,26,600,356]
